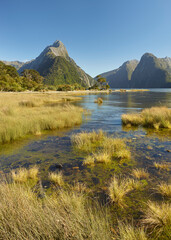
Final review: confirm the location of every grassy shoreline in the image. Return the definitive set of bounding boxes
[0,92,84,144]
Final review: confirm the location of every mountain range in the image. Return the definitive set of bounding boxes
[3,40,94,88]
[99,53,171,88]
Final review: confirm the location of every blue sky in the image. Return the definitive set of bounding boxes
[0,0,171,76]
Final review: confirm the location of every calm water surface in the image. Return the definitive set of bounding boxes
[0,90,171,187]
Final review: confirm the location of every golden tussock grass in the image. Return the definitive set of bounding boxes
[108,175,133,207]
[122,106,171,129]
[0,182,113,240]
[11,166,39,183]
[118,222,148,240]
[132,168,149,180]
[153,162,170,171]
[49,172,64,186]
[0,92,83,144]
[156,182,171,198]
[143,201,171,237]
[71,129,105,151]
[94,97,103,104]
[83,155,95,166]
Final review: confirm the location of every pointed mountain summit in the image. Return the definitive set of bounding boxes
[16,40,94,87]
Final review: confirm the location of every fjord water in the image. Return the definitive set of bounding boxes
[0,90,171,186]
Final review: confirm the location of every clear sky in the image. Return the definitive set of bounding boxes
[0,0,171,77]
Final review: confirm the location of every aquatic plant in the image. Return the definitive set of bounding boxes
[71,129,105,151]
[94,97,103,104]
[153,162,170,171]
[156,182,171,198]
[143,201,171,238]
[122,106,171,129]
[132,168,149,180]
[49,172,64,186]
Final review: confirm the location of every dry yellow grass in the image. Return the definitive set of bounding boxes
[122,106,171,129]
[11,168,28,183]
[49,172,64,186]
[0,92,83,144]
[28,166,39,179]
[143,201,171,237]
[94,97,103,104]
[71,129,105,151]
[118,222,148,240]
[154,162,170,171]
[94,152,111,164]
[0,182,113,240]
[156,182,171,198]
[108,175,132,207]
[83,155,95,166]
[132,168,149,180]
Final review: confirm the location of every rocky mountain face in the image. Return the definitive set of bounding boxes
[4,41,94,87]
[100,60,138,88]
[99,53,171,88]
[2,60,24,70]
[131,53,171,88]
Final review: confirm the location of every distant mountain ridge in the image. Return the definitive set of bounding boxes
[99,53,171,88]
[3,40,94,87]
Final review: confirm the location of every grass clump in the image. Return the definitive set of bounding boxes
[28,166,39,180]
[94,152,111,164]
[0,182,113,240]
[118,222,148,240]
[132,168,149,180]
[49,172,64,186]
[94,97,103,104]
[153,162,170,171]
[11,168,28,183]
[83,155,95,166]
[122,106,171,129]
[108,175,132,207]
[156,182,171,198]
[143,201,171,238]
[71,129,105,151]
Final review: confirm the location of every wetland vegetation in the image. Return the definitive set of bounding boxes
[0,90,171,239]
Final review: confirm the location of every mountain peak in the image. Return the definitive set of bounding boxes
[49,40,69,58]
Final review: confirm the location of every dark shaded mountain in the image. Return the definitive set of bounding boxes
[131,53,171,88]
[17,40,94,87]
[2,60,24,70]
[99,60,139,88]
[99,53,171,88]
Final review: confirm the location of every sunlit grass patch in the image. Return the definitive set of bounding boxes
[94,151,111,164]
[0,182,113,240]
[143,201,171,238]
[156,182,171,198]
[49,172,64,186]
[122,106,171,129]
[28,166,39,180]
[11,168,28,183]
[19,100,37,107]
[94,97,103,104]
[71,129,105,151]
[118,222,148,240]
[132,168,149,180]
[83,155,95,166]
[154,162,170,171]
[108,175,132,207]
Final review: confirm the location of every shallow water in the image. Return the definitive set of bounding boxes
[0,90,171,187]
